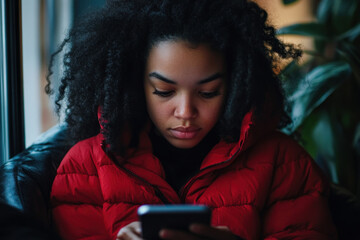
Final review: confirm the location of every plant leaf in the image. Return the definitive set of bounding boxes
[337,23,360,42]
[282,0,299,5]
[338,42,360,66]
[312,109,356,188]
[312,111,339,182]
[282,61,352,133]
[331,0,359,35]
[317,0,334,24]
[277,22,328,39]
[337,42,360,84]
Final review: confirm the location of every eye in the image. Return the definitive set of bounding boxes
[152,89,174,97]
[199,91,220,99]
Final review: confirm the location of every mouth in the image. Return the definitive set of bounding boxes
[169,126,201,139]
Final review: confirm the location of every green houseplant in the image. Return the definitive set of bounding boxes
[277,0,360,196]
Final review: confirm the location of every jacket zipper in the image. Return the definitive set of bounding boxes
[179,148,241,202]
[119,165,173,204]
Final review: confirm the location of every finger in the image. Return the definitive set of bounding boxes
[189,224,235,240]
[118,222,142,237]
[117,223,142,240]
[117,229,142,240]
[129,221,142,235]
[159,229,201,240]
[215,225,230,231]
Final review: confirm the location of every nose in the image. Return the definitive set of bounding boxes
[174,95,198,120]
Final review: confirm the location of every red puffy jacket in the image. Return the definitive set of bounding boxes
[51,110,337,240]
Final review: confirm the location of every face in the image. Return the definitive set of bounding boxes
[144,40,226,149]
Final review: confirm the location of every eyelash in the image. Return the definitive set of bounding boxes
[152,89,220,99]
[152,89,174,97]
[199,91,221,99]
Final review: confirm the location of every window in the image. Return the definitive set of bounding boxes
[1,0,105,164]
[22,0,106,148]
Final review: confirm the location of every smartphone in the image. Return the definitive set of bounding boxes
[138,204,211,240]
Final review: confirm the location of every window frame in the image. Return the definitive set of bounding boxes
[0,0,24,163]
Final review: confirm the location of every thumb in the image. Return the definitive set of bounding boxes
[215,225,230,231]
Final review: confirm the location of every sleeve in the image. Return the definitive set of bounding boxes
[262,137,338,240]
[51,141,110,240]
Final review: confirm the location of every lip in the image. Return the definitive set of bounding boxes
[169,126,201,139]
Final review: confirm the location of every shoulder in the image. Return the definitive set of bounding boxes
[256,131,329,202]
[51,134,104,205]
[56,134,103,175]
[255,131,313,167]
[258,133,337,238]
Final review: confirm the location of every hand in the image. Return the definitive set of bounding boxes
[116,221,142,240]
[159,224,238,240]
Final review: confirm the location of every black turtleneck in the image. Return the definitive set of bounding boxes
[149,127,220,193]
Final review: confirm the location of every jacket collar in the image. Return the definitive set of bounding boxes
[199,108,279,169]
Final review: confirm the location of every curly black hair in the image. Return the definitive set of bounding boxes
[46,0,301,153]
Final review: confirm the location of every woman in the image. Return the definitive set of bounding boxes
[49,0,337,239]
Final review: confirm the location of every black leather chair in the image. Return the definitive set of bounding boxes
[0,125,359,239]
[0,125,73,239]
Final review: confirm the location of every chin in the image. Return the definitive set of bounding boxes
[167,138,201,149]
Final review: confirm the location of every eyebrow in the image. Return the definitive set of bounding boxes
[148,72,223,85]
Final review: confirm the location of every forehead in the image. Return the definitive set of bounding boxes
[146,40,225,84]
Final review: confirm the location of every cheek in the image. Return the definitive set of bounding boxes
[202,99,224,121]
[146,97,172,124]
